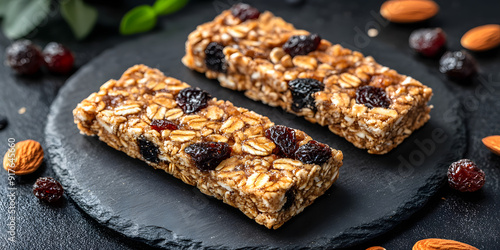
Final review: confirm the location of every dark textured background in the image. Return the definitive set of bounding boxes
[1,0,499,249]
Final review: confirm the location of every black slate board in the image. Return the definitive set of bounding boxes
[45,22,466,249]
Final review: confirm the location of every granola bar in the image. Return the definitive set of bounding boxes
[73,65,343,229]
[182,4,433,154]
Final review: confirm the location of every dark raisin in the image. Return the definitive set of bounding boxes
[0,115,8,131]
[5,40,43,75]
[295,140,331,164]
[138,138,160,163]
[176,87,212,114]
[185,142,231,171]
[288,78,324,112]
[439,50,478,80]
[230,3,260,21]
[282,34,321,57]
[205,42,227,73]
[447,159,485,192]
[355,85,391,109]
[282,189,295,210]
[43,42,75,74]
[33,177,64,203]
[265,125,298,158]
[409,28,447,57]
[151,119,178,132]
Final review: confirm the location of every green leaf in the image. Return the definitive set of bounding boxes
[0,0,9,18]
[120,5,157,35]
[152,0,189,16]
[60,0,98,40]
[1,0,50,39]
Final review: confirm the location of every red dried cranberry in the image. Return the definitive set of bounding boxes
[288,78,324,112]
[409,28,447,57]
[185,142,231,171]
[447,159,485,192]
[265,125,298,158]
[231,3,260,21]
[43,42,75,74]
[33,177,64,203]
[439,50,478,80]
[151,119,178,132]
[138,138,160,163]
[176,87,212,114]
[205,42,227,73]
[355,85,391,109]
[283,34,321,57]
[5,40,43,75]
[295,140,331,164]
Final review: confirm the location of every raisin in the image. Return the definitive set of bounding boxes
[176,87,212,114]
[355,85,391,109]
[295,140,332,165]
[439,50,478,80]
[409,28,447,57]
[185,142,231,171]
[282,189,295,210]
[282,34,321,57]
[43,42,75,74]
[33,177,64,203]
[447,159,485,192]
[0,115,8,131]
[230,3,260,21]
[205,42,227,73]
[138,138,160,163]
[288,78,324,112]
[265,125,298,158]
[151,119,178,132]
[5,40,43,75]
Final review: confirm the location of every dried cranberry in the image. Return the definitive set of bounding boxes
[185,142,231,171]
[295,140,331,165]
[5,40,43,75]
[282,189,295,210]
[409,28,447,57]
[138,138,160,163]
[231,3,260,21]
[439,50,478,80]
[151,119,178,132]
[283,34,321,57]
[205,42,227,73]
[355,85,391,109]
[447,159,485,192]
[33,177,64,203]
[0,115,8,131]
[176,87,212,114]
[288,78,324,112]
[265,125,298,158]
[43,42,75,74]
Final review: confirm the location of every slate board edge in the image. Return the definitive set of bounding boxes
[44,34,467,249]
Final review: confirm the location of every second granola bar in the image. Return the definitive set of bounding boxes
[182,4,433,154]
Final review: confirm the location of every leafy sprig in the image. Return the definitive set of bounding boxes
[120,0,189,35]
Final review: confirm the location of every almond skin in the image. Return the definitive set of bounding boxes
[482,135,500,155]
[3,140,44,175]
[461,24,500,51]
[413,238,479,250]
[380,0,439,23]
[366,247,386,250]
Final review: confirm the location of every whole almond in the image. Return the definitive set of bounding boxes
[461,24,500,51]
[482,135,500,155]
[413,238,478,250]
[3,140,44,175]
[366,247,386,250]
[380,0,439,23]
